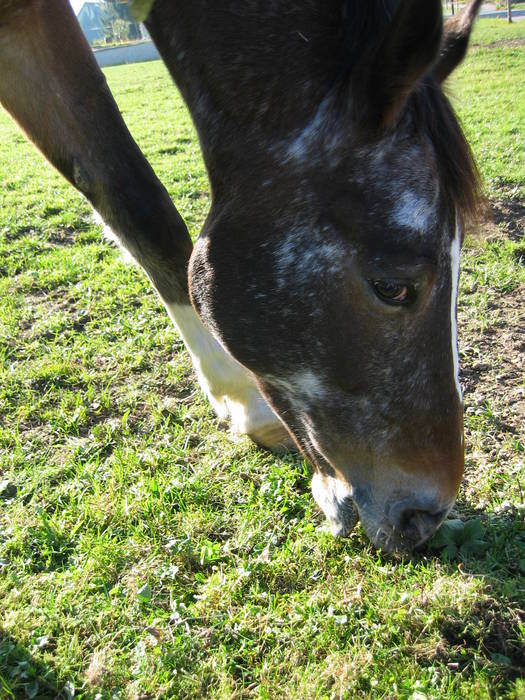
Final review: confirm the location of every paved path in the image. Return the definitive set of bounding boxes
[444,2,525,19]
[479,9,525,18]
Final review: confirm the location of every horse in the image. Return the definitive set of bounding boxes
[0,0,483,552]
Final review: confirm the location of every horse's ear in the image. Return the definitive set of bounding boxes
[355,0,443,131]
[433,0,483,83]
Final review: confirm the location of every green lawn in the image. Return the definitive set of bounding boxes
[0,19,524,700]
[451,21,525,197]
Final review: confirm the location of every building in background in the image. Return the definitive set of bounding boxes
[77,1,144,46]
[77,2,105,43]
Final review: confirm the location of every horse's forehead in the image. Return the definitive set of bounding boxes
[352,137,442,233]
[389,188,439,233]
[279,114,441,227]
[360,136,438,191]
[265,119,447,268]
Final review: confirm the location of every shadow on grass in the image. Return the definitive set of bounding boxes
[313,503,524,695]
[0,628,106,699]
[490,196,525,243]
[420,507,525,683]
[0,629,60,699]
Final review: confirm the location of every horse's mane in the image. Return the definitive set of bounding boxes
[341,0,398,62]
[409,84,482,231]
[343,0,482,229]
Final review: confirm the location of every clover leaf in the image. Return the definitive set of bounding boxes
[428,518,487,560]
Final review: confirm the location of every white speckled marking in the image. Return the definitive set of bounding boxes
[265,369,327,415]
[391,190,437,231]
[292,369,326,403]
[275,228,344,291]
[285,99,328,161]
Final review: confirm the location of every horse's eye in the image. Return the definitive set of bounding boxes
[370,280,411,305]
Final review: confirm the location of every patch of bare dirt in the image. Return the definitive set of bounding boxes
[47,226,77,246]
[461,285,524,431]
[2,226,35,242]
[478,197,525,243]
[459,200,524,509]
[17,291,92,341]
[461,199,524,434]
[437,599,525,676]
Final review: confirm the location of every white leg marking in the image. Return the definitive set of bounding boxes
[165,304,290,448]
[91,214,289,448]
[311,472,357,537]
[450,225,462,401]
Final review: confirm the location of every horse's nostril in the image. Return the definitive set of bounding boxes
[396,507,448,542]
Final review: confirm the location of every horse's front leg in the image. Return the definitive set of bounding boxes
[164,303,291,448]
[0,0,289,449]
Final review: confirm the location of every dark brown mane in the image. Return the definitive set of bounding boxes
[408,80,482,231]
[341,0,398,63]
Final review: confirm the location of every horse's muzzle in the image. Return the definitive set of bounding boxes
[358,497,453,552]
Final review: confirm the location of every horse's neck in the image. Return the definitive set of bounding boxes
[146,0,346,185]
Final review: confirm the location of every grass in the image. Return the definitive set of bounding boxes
[451,26,525,197]
[0,19,524,700]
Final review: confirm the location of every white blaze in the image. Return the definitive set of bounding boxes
[450,226,462,401]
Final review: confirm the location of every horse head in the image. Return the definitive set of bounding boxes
[188,0,482,551]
